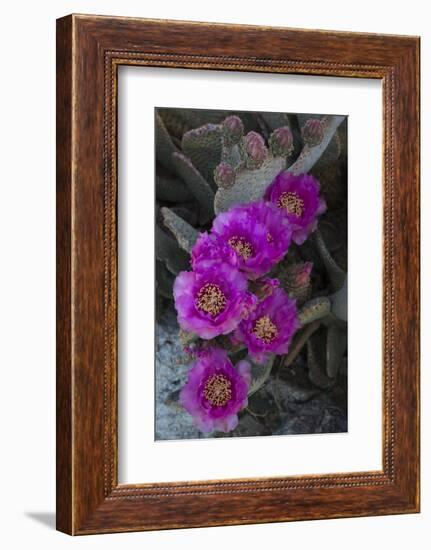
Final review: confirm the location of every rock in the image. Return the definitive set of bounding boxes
[266,378,319,405]
[155,307,203,440]
[229,414,267,438]
[257,376,347,435]
[274,399,347,435]
[317,407,347,433]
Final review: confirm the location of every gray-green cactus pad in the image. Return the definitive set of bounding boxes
[214,156,285,214]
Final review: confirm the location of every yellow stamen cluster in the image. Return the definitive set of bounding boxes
[195,283,227,317]
[252,315,278,344]
[203,374,232,406]
[228,235,254,260]
[277,191,304,217]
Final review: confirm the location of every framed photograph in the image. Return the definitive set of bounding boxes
[56,14,420,534]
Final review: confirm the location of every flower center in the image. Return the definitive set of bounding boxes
[203,374,232,406]
[252,315,278,344]
[266,232,273,243]
[228,235,254,260]
[195,283,227,317]
[277,191,304,217]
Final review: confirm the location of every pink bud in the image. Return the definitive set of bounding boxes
[222,115,243,144]
[214,163,235,188]
[284,262,313,305]
[269,126,294,156]
[244,131,267,166]
[302,118,324,147]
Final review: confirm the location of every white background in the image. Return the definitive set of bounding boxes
[119,67,382,483]
[0,1,428,549]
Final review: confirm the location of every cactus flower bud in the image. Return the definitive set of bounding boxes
[269,126,294,157]
[284,261,313,305]
[243,131,268,168]
[250,277,280,302]
[301,118,324,147]
[222,115,244,145]
[214,162,235,189]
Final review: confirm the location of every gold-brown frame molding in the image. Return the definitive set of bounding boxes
[56,14,420,534]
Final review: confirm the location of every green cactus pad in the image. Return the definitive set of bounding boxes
[155,112,179,173]
[156,260,175,299]
[326,323,347,378]
[313,229,346,291]
[288,115,345,175]
[170,205,198,227]
[156,109,192,140]
[157,108,228,140]
[220,143,242,168]
[161,206,200,254]
[169,108,229,132]
[172,152,215,224]
[155,225,190,275]
[214,156,285,214]
[247,357,275,398]
[156,175,193,203]
[181,123,223,186]
[330,280,348,322]
[298,296,331,326]
[307,337,334,389]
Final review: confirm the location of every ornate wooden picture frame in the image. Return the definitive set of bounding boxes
[56,14,420,535]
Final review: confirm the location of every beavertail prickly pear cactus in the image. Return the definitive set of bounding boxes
[155,107,348,438]
[213,114,345,215]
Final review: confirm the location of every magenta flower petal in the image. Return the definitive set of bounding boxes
[264,171,326,244]
[179,347,251,433]
[240,200,293,264]
[173,260,256,339]
[211,201,292,279]
[236,360,252,386]
[235,287,299,363]
[191,232,238,270]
